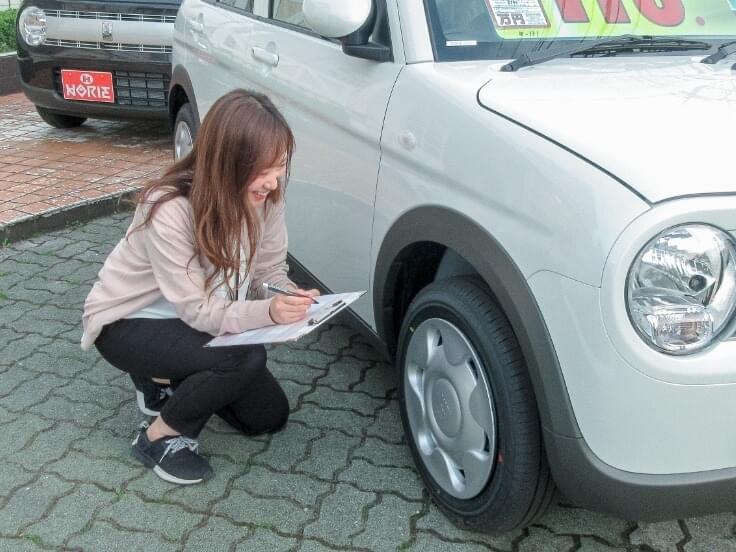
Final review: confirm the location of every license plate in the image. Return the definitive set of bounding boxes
[60,70,115,103]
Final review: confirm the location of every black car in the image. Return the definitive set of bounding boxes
[16,0,179,128]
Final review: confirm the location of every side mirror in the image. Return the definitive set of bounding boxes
[303,0,373,39]
[302,0,391,62]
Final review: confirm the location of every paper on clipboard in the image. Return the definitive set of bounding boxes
[205,291,365,347]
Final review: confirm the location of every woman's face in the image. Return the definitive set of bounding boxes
[246,159,287,207]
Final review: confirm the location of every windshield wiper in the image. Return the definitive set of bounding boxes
[501,35,713,72]
[701,40,736,64]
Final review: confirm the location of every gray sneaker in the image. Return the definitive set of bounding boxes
[131,426,213,485]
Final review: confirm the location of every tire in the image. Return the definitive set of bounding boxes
[173,102,197,160]
[397,276,555,534]
[35,106,86,128]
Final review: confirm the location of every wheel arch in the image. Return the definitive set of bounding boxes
[169,65,200,129]
[373,205,581,439]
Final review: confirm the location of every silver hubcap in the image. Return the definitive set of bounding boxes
[174,120,193,160]
[404,318,496,499]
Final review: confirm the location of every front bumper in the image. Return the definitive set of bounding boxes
[18,46,171,120]
[530,194,736,520]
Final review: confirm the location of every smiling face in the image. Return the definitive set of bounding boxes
[246,158,287,207]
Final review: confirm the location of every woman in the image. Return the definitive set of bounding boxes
[81,90,318,484]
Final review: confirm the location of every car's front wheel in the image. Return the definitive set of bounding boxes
[173,102,197,160]
[397,276,554,534]
[35,107,86,128]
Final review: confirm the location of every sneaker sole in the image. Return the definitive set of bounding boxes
[136,390,160,417]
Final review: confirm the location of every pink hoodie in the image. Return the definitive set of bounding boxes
[81,193,294,350]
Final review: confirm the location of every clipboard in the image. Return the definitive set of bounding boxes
[205,291,365,347]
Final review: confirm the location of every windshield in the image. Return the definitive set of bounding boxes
[425,0,736,61]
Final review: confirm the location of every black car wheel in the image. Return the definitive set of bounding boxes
[397,276,555,534]
[173,102,197,160]
[35,107,86,129]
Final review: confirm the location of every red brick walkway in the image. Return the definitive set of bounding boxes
[0,93,172,226]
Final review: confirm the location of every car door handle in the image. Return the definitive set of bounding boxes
[251,46,279,67]
[188,20,204,33]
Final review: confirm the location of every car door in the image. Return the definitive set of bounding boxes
[209,0,402,322]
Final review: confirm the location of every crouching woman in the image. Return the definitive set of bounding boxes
[80,90,318,484]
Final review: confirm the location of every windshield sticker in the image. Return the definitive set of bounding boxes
[487,0,551,28]
[447,40,479,46]
[489,0,736,39]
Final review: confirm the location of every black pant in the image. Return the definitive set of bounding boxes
[95,318,289,438]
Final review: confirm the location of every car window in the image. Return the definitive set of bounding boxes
[272,0,307,28]
[217,0,253,12]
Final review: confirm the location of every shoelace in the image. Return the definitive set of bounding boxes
[157,386,173,401]
[159,435,199,463]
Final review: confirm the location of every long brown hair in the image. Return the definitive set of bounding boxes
[135,89,294,294]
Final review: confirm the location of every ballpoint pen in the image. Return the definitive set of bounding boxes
[262,282,318,304]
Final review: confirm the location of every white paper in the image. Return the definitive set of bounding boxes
[205,291,365,347]
[487,0,549,28]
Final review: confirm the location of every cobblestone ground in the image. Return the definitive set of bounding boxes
[1,214,734,552]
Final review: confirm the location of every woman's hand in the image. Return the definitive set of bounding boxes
[269,288,320,324]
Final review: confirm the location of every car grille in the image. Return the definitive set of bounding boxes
[45,39,172,53]
[44,10,176,23]
[53,69,170,108]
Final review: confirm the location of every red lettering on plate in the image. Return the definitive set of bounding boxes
[597,0,631,23]
[554,0,590,22]
[633,0,685,26]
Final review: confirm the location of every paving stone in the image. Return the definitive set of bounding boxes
[316,357,371,391]
[295,430,361,480]
[299,539,361,552]
[352,363,398,398]
[28,395,111,427]
[0,364,35,395]
[0,415,55,461]
[21,351,88,379]
[0,474,74,534]
[1,334,53,365]
[305,386,384,416]
[213,489,311,533]
[269,361,324,385]
[0,463,36,504]
[537,503,630,547]
[66,520,180,552]
[352,494,420,550]
[166,456,242,506]
[4,284,56,305]
[25,483,114,547]
[308,323,358,355]
[282,380,313,409]
[365,401,405,444]
[303,483,374,547]
[54,378,128,409]
[290,403,373,436]
[97,492,204,541]
[235,527,299,551]
[16,422,88,471]
[182,516,250,551]
[416,504,523,550]
[269,345,334,367]
[354,438,415,469]
[409,533,491,551]
[48,450,143,489]
[629,520,684,552]
[344,341,384,363]
[252,423,321,471]
[518,526,577,551]
[339,459,423,500]
[683,514,736,552]
[233,466,331,507]
[575,537,625,551]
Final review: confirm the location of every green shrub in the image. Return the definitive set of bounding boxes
[0,9,17,53]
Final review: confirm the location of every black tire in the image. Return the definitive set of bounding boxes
[397,276,555,534]
[173,102,197,160]
[35,106,86,128]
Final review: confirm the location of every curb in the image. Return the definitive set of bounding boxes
[0,51,20,96]
[0,190,136,244]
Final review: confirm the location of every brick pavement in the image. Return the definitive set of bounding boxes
[0,93,170,227]
[1,214,736,551]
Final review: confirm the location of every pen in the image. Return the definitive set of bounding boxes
[263,282,318,304]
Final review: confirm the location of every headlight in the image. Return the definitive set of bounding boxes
[18,6,47,47]
[627,224,736,355]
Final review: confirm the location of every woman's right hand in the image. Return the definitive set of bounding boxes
[269,292,313,325]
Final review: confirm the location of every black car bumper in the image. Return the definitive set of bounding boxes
[18,46,171,121]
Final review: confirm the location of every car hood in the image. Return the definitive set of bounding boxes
[477,57,736,203]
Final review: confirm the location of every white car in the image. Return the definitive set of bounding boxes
[170,0,736,533]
